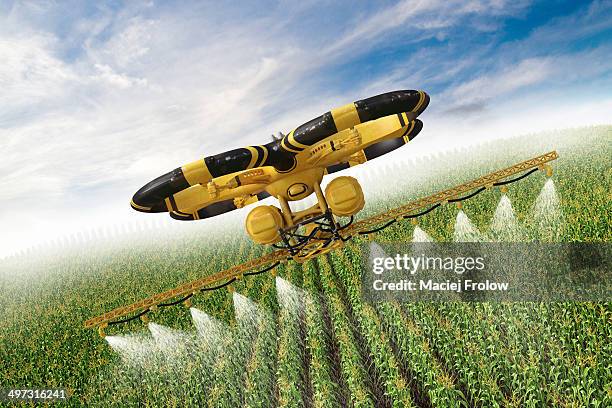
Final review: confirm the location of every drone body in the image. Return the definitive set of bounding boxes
[131,90,429,260]
[89,99,561,331]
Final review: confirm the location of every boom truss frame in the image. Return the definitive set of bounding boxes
[85,150,558,332]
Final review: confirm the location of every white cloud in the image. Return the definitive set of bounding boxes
[445,58,553,105]
[326,0,436,53]
[94,17,154,68]
[436,44,612,115]
[0,1,610,258]
[91,63,148,88]
[324,0,531,58]
[426,95,612,147]
[0,34,77,120]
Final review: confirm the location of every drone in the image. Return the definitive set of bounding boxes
[87,90,558,334]
[131,90,430,261]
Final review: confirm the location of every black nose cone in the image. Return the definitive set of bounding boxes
[414,92,429,116]
[354,90,430,123]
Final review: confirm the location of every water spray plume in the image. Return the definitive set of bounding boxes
[491,195,524,241]
[533,179,563,240]
[368,242,389,260]
[233,291,260,326]
[412,226,434,242]
[275,276,307,312]
[454,211,486,242]
[148,323,194,361]
[105,334,158,368]
[190,307,226,343]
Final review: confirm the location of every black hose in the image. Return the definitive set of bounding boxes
[110,265,278,325]
[351,166,538,236]
[358,219,396,235]
[201,277,237,291]
[108,309,149,325]
[448,187,486,203]
[493,168,538,186]
[339,216,354,230]
[244,261,280,276]
[404,203,441,219]
[358,203,440,235]
[159,293,194,307]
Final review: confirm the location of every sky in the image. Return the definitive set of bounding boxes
[1,0,611,257]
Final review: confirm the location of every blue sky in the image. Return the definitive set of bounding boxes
[1,0,611,256]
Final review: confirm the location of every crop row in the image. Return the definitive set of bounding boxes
[275,261,309,407]
[302,260,344,407]
[321,254,414,407]
[316,255,377,407]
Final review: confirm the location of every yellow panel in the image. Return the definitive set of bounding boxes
[164,197,173,212]
[356,114,405,145]
[331,102,361,131]
[182,159,213,185]
[173,184,210,212]
[245,206,284,244]
[243,194,260,206]
[325,176,364,216]
[348,150,367,167]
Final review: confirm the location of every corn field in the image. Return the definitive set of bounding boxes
[0,127,610,407]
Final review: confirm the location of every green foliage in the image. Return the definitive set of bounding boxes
[0,127,610,407]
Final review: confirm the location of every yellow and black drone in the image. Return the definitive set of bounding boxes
[131,90,430,261]
[87,90,558,334]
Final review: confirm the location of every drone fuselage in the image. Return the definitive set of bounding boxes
[130,90,429,260]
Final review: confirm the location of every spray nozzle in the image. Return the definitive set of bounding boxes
[98,323,108,338]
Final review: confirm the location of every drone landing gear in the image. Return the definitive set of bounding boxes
[246,176,364,262]
[275,209,354,262]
